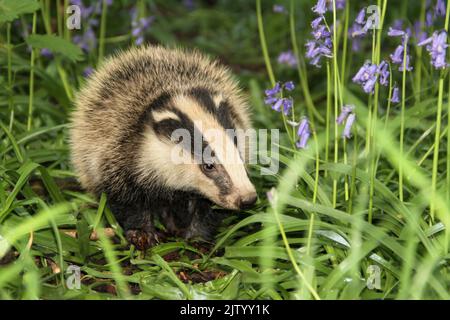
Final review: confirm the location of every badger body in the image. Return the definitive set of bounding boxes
[70,46,256,248]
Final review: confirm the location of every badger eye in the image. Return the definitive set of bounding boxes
[202,162,216,172]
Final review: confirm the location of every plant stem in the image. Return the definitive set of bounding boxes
[447,76,450,214]
[6,23,14,131]
[332,0,339,208]
[368,0,386,223]
[271,194,320,300]
[431,2,450,220]
[27,12,37,131]
[57,0,63,37]
[340,1,349,85]
[289,0,323,123]
[257,0,294,148]
[41,0,73,101]
[414,0,426,103]
[64,0,69,40]
[256,0,275,86]
[399,35,409,202]
[325,62,331,177]
[98,0,108,64]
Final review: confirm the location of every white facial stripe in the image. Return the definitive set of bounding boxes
[138,128,221,198]
[202,123,255,196]
[146,96,255,205]
[152,110,180,122]
[213,93,223,108]
[172,95,222,132]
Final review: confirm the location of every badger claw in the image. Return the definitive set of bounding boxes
[126,229,164,250]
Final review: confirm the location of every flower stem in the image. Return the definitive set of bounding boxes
[332,0,339,208]
[447,74,450,254]
[414,0,426,103]
[325,62,331,178]
[447,76,450,210]
[256,0,275,86]
[431,1,450,220]
[271,194,320,300]
[368,0,386,223]
[340,1,349,84]
[289,0,324,123]
[6,23,14,131]
[27,12,37,131]
[256,0,294,148]
[64,0,69,40]
[98,0,108,64]
[399,35,409,202]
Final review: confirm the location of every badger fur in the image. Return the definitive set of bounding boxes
[70,46,257,249]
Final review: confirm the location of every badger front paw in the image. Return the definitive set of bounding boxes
[125,229,164,250]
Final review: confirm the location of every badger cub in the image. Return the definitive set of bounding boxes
[70,46,257,249]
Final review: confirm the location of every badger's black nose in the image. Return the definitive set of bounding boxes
[240,193,257,209]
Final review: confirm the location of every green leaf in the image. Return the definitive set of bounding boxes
[0,234,10,259]
[0,0,40,23]
[25,34,84,63]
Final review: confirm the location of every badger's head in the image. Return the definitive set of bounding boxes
[137,88,257,210]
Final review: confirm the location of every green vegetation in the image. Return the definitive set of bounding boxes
[0,0,448,299]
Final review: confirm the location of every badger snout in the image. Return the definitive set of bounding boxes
[239,191,258,209]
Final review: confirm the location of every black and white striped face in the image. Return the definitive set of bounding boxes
[138,89,257,210]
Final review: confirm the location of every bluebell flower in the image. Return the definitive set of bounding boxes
[311,16,324,29]
[391,86,400,103]
[296,118,311,149]
[378,60,390,86]
[264,82,296,115]
[435,0,446,17]
[414,21,428,43]
[183,0,195,10]
[342,113,356,139]
[426,10,434,27]
[388,27,405,37]
[390,46,407,69]
[336,105,356,139]
[277,51,298,68]
[352,62,379,94]
[312,0,327,15]
[273,4,287,14]
[306,13,333,68]
[83,66,94,78]
[131,7,155,46]
[40,48,53,58]
[348,24,364,51]
[284,81,295,91]
[328,0,346,10]
[336,105,354,125]
[355,8,365,24]
[73,27,97,52]
[392,19,404,30]
[388,30,413,72]
[265,82,281,96]
[70,0,112,53]
[418,30,449,69]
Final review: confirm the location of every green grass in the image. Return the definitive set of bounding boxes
[0,0,449,300]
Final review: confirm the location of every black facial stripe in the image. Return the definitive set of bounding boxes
[217,100,239,147]
[189,87,238,132]
[153,118,183,140]
[213,165,233,196]
[148,92,172,111]
[150,107,212,162]
[217,100,235,130]
[134,92,174,137]
[189,87,217,115]
[168,108,211,160]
